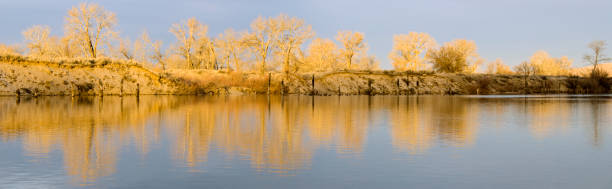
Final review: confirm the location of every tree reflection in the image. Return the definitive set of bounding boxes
[0,95,608,184]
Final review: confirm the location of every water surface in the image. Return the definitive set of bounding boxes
[0,95,611,188]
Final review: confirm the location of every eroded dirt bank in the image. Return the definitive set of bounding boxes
[1,57,610,96]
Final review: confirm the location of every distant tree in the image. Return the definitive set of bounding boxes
[215,29,249,71]
[514,61,536,92]
[275,14,314,73]
[117,38,133,60]
[0,43,20,55]
[150,40,166,71]
[243,15,282,73]
[65,3,117,58]
[133,31,151,64]
[42,36,77,58]
[304,38,340,72]
[58,36,79,58]
[215,29,236,71]
[528,51,572,76]
[486,59,514,75]
[356,55,380,71]
[169,17,208,69]
[584,40,611,76]
[22,25,51,57]
[336,31,366,69]
[426,39,479,73]
[514,61,536,76]
[389,32,437,71]
[194,32,216,70]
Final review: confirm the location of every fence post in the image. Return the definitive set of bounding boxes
[268,73,271,95]
[281,80,284,95]
[99,80,104,97]
[368,79,372,96]
[311,74,315,95]
[120,78,124,97]
[416,80,419,95]
[397,78,400,95]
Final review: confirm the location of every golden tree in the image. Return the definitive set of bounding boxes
[426,39,479,73]
[22,25,51,57]
[133,31,151,64]
[116,38,133,60]
[275,14,314,73]
[336,31,366,69]
[486,59,514,75]
[150,40,167,71]
[355,55,380,71]
[0,43,20,55]
[115,31,151,65]
[193,33,216,70]
[303,38,340,72]
[169,17,208,69]
[65,3,117,58]
[528,51,572,76]
[215,29,249,71]
[389,32,437,71]
[244,15,282,73]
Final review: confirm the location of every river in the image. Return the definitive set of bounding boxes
[0,95,611,188]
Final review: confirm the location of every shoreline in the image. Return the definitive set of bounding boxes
[1,55,611,96]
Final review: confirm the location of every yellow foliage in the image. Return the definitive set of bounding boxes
[169,18,214,69]
[389,32,437,71]
[0,43,20,55]
[486,59,514,75]
[336,31,367,69]
[528,51,572,76]
[65,3,117,58]
[303,38,341,72]
[215,29,249,72]
[427,39,480,73]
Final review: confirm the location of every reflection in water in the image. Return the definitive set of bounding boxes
[390,97,477,154]
[0,95,609,185]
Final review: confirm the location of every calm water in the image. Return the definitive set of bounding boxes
[0,95,611,188]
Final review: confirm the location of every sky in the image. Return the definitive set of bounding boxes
[1,0,611,69]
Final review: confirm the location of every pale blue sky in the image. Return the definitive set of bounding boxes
[1,0,611,69]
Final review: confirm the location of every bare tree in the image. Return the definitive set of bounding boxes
[584,40,611,75]
[117,38,133,60]
[244,15,282,73]
[514,61,536,92]
[275,14,314,73]
[215,29,250,71]
[65,3,117,58]
[169,17,208,69]
[134,31,151,64]
[194,35,216,70]
[22,25,51,57]
[336,31,366,69]
[150,40,167,71]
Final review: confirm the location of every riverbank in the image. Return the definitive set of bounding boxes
[1,55,610,96]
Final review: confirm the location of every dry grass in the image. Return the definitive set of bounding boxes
[571,63,612,77]
[1,53,609,96]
